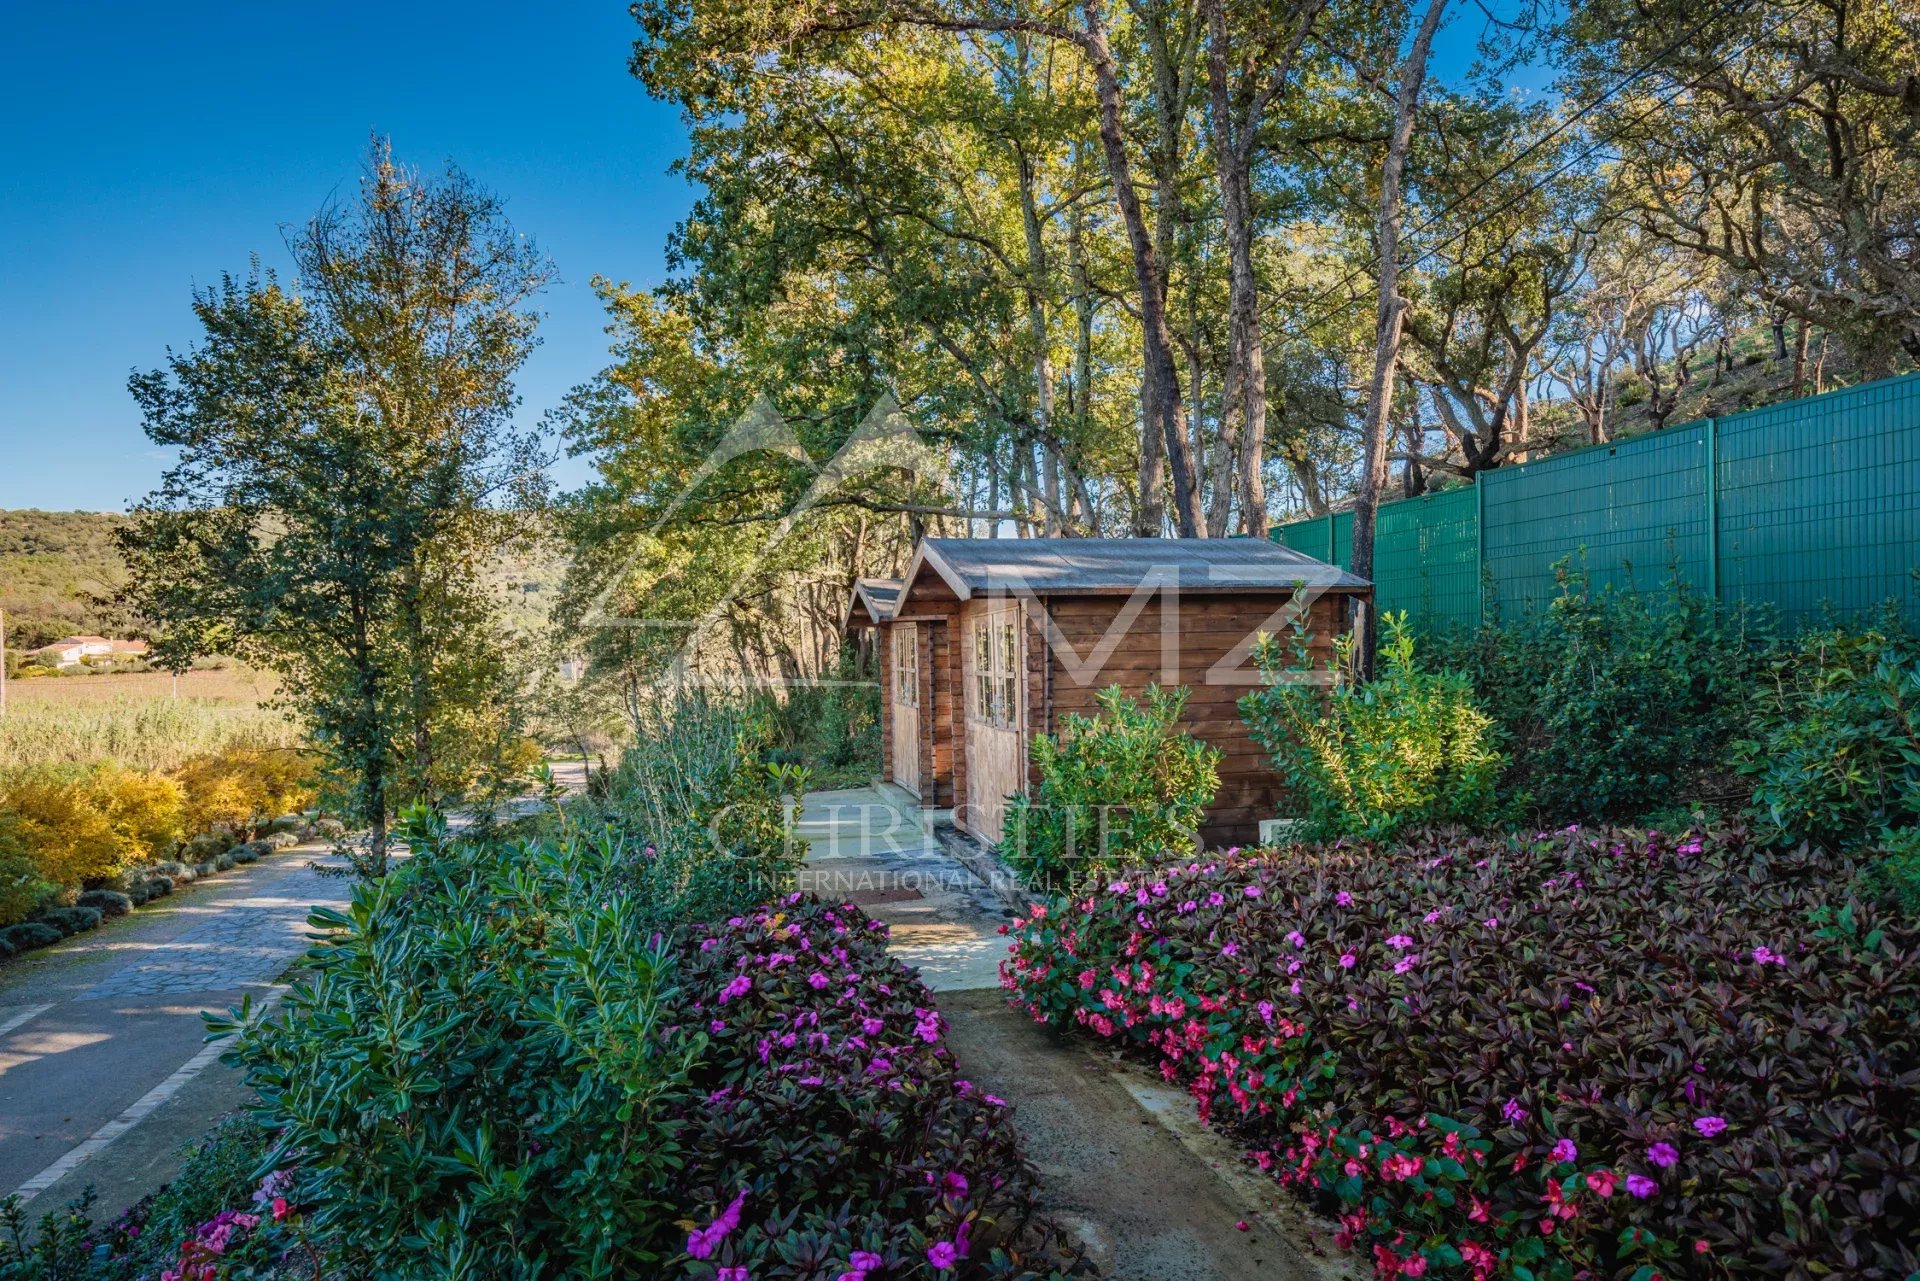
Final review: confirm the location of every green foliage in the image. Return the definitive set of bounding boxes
[1004,685,1220,886]
[1007,825,1920,1279]
[215,810,697,1277]
[1242,612,1504,839]
[120,143,551,871]
[1734,623,1920,846]
[0,817,53,930]
[0,510,130,651]
[584,690,803,931]
[765,644,882,788]
[1867,827,1920,917]
[1433,566,1759,820]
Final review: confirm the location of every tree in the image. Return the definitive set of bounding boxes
[120,143,551,873]
[1350,0,1451,677]
[1573,0,1920,378]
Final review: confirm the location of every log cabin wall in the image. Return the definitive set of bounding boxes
[1031,590,1353,848]
[877,619,895,787]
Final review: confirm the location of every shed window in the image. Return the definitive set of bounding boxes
[971,615,1018,727]
[893,625,918,707]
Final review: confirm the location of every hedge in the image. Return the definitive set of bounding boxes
[1004,825,1920,1280]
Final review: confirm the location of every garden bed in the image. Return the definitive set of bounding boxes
[1003,825,1920,1280]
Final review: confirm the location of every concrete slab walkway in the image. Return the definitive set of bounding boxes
[796,786,1350,1281]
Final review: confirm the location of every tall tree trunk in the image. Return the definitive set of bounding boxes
[1203,0,1316,539]
[1350,0,1449,678]
[1016,132,1062,536]
[1082,0,1204,537]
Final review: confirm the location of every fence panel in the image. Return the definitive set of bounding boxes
[1269,371,1920,632]
[1716,376,1920,628]
[1482,423,1709,617]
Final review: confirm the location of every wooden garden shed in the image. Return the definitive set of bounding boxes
[845,537,1370,849]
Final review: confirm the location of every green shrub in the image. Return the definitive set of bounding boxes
[0,817,54,929]
[39,906,102,936]
[77,889,133,918]
[1004,685,1220,886]
[764,644,881,786]
[216,810,703,1276]
[1242,613,1504,839]
[587,690,802,930]
[1733,624,1920,846]
[1,922,61,953]
[1869,827,1920,915]
[1431,566,1759,820]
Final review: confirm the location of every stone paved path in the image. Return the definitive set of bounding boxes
[797,786,1349,1281]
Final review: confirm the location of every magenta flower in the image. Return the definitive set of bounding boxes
[1550,1138,1578,1163]
[1647,1141,1679,1168]
[1386,934,1413,949]
[1393,954,1419,975]
[1339,951,1357,968]
[1501,1097,1528,1126]
[686,1188,747,1259]
[1244,885,1263,898]
[719,1269,750,1281]
[1286,930,1306,948]
[926,1239,960,1269]
[719,975,752,1003]
[1335,891,1353,907]
[1694,1115,1727,1138]
[1626,1172,1659,1198]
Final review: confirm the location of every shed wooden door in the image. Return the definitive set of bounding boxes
[965,601,1025,844]
[890,624,921,796]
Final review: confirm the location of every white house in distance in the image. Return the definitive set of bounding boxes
[24,635,149,669]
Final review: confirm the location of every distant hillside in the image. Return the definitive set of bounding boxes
[0,510,131,651]
[0,508,565,659]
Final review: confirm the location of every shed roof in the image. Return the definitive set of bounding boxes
[843,577,905,628]
[899,537,1368,608]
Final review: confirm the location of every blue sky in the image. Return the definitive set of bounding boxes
[0,4,1514,513]
[0,2,689,511]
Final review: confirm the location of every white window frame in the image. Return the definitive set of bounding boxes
[970,615,1018,728]
[893,624,919,707]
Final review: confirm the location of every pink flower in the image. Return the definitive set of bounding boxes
[686,1188,748,1259]
[1286,930,1306,948]
[926,1239,960,1269]
[1646,1141,1679,1168]
[1339,952,1357,968]
[1482,917,1499,928]
[719,975,752,1003]
[1694,1115,1727,1138]
[1586,1169,1617,1197]
[718,1269,750,1281]
[1550,1138,1578,1164]
[1244,885,1263,898]
[269,1197,290,1222]
[1335,891,1353,906]
[1386,934,1413,949]
[1393,954,1419,975]
[1626,1172,1659,1198]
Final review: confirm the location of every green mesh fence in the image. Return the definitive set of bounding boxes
[1271,372,1920,632]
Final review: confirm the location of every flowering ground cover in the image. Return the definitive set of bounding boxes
[1003,824,1920,1280]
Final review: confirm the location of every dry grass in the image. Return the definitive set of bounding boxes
[4,667,277,708]
[0,667,299,775]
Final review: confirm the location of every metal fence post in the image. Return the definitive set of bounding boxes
[1474,476,1487,622]
[1703,417,1720,602]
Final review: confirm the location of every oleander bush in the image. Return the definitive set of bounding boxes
[213,810,1077,1279]
[1431,568,1759,821]
[1004,685,1221,886]
[1003,824,1920,1280]
[1733,623,1920,848]
[1242,614,1504,840]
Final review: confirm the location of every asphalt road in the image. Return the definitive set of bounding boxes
[0,764,586,1219]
